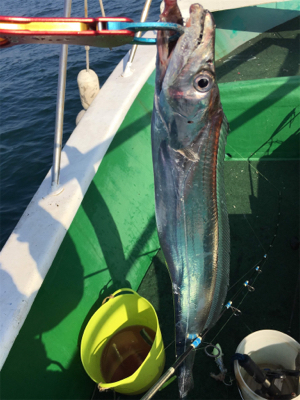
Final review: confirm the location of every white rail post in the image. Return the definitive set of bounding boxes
[123,0,153,76]
[51,0,72,192]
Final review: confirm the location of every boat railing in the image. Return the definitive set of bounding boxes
[51,0,72,192]
[123,0,153,77]
[50,0,153,191]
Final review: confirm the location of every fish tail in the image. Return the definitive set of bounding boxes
[178,351,195,398]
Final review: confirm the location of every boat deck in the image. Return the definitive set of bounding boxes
[133,16,300,400]
[136,159,299,400]
[1,13,299,400]
[94,15,300,400]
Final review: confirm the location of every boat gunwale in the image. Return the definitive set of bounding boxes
[0,0,299,371]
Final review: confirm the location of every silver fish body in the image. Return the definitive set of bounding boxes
[151,2,230,397]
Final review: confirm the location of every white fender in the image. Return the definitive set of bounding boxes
[76,109,86,125]
[77,69,100,110]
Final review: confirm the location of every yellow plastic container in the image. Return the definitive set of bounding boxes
[80,289,165,395]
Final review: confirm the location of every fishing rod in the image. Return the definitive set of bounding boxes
[141,166,283,400]
[141,336,202,400]
[139,282,256,400]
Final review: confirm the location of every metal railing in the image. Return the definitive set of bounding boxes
[128,0,153,64]
[51,0,153,190]
[51,0,72,191]
[123,0,152,77]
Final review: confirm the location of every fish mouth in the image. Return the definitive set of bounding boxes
[157,3,214,89]
[156,1,183,85]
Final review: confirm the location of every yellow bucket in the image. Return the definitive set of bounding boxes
[80,289,165,395]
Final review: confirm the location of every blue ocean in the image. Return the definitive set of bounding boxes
[0,0,161,248]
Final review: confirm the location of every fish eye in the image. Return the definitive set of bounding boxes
[193,73,213,92]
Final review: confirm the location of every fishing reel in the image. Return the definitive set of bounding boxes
[233,353,299,400]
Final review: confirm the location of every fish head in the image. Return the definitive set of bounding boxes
[156,3,220,149]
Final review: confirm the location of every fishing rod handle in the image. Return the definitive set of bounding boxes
[140,345,196,400]
[140,366,175,400]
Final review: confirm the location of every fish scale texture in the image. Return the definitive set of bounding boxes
[204,116,230,331]
[152,103,230,397]
[152,2,230,397]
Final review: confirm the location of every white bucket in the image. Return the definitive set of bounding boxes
[234,330,300,400]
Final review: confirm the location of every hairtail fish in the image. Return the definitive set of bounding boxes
[151,1,230,397]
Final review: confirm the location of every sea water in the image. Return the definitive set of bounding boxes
[0,0,161,249]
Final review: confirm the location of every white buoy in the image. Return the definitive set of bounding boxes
[77,69,100,110]
[76,109,86,126]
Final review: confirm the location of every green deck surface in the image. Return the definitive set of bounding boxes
[1,66,159,400]
[1,15,299,400]
[136,159,300,400]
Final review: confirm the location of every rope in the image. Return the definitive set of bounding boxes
[84,0,90,71]
[102,294,114,305]
[99,0,105,17]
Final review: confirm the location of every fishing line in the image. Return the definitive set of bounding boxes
[207,291,249,345]
[205,267,263,346]
[90,384,97,400]
[226,143,282,193]
[287,270,299,334]
[227,150,281,283]
[164,339,175,351]
[224,149,282,293]
[243,213,266,253]
[158,157,282,393]
[196,149,283,349]
[228,263,258,291]
[202,157,279,341]
[201,261,264,344]
[239,314,254,335]
[142,146,283,399]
